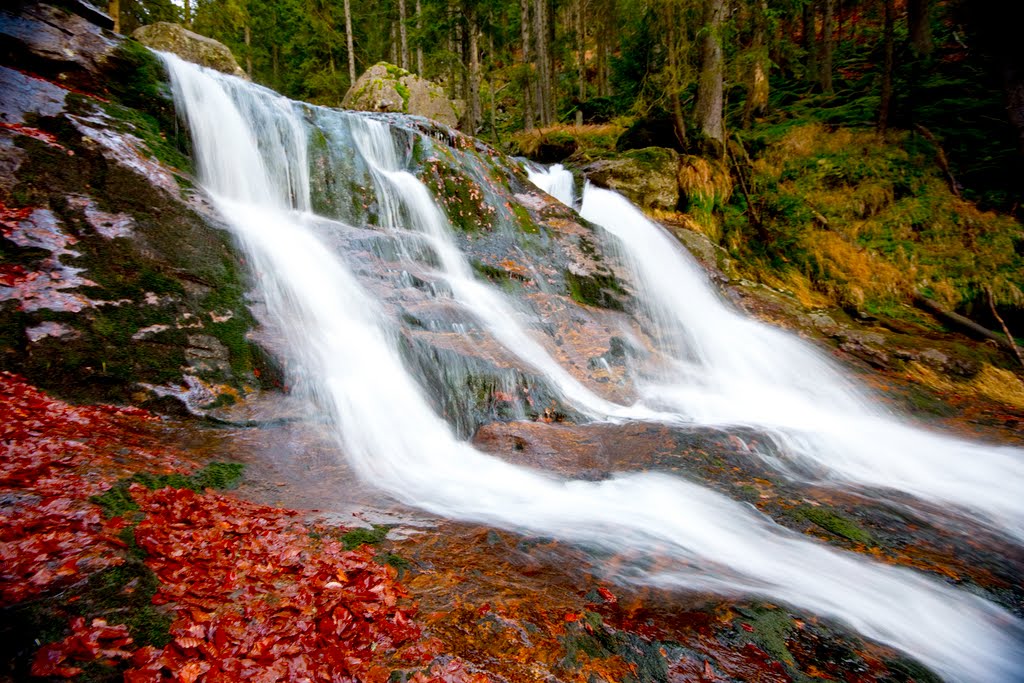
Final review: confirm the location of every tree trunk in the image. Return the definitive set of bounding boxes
[694,0,725,152]
[108,0,119,33]
[391,22,399,66]
[907,0,933,58]
[802,0,817,84]
[520,0,535,130]
[533,0,552,126]
[742,0,769,128]
[183,0,191,26]
[878,0,894,133]
[344,0,356,84]
[665,0,686,145]
[1005,63,1024,158]
[416,0,424,74]
[244,23,253,77]
[576,0,586,105]
[398,0,409,69]
[819,0,835,93]
[468,5,481,133]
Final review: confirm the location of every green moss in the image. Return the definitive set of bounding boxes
[471,261,519,292]
[340,524,393,550]
[883,656,944,683]
[622,147,676,169]
[394,80,411,109]
[100,40,192,178]
[199,265,258,378]
[564,269,625,310]
[100,101,192,175]
[559,611,670,682]
[92,462,245,518]
[421,159,498,232]
[106,40,168,106]
[796,506,875,545]
[510,203,539,234]
[91,485,141,518]
[734,605,796,667]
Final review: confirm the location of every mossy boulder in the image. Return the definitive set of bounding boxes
[343,62,461,128]
[0,4,269,409]
[582,147,680,211]
[132,22,246,78]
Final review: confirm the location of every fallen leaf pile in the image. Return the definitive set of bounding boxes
[0,372,489,681]
[125,484,482,682]
[32,618,135,678]
[0,371,168,604]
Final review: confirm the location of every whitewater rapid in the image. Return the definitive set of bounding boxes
[161,53,1023,682]
[529,165,1024,543]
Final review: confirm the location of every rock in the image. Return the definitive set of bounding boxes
[582,147,680,211]
[0,3,119,92]
[132,22,246,78]
[342,62,460,128]
[52,0,114,30]
[616,109,684,152]
[0,4,268,408]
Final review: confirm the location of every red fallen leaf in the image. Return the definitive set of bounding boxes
[178,660,209,683]
[597,586,617,604]
[564,612,582,622]
[741,622,755,632]
[175,636,204,649]
[703,660,716,679]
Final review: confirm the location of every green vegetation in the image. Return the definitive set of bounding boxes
[795,505,875,546]
[565,269,626,311]
[724,124,1024,317]
[92,462,245,518]
[733,605,796,667]
[340,524,393,550]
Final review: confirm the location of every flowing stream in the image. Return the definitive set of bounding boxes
[531,165,1024,542]
[161,54,1023,681]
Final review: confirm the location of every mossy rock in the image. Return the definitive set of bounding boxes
[0,11,272,407]
[343,62,460,128]
[583,147,680,211]
[132,22,246,78]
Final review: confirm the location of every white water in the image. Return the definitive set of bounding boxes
[347,118,674,423]
[528,165,1024,541]
[161,54,1023,682]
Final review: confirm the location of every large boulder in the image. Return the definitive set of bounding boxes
[582,147,680,211]
[342,62,461,128]
[1,6,271,410]
[132,22,246,78]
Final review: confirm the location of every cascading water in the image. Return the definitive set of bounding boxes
[527,165,1024,542]
[345,117,664,422]
[160,53,1023,682]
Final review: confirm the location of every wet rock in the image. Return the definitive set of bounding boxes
[343,62,460,128]
[132,22,246,78]
[0,3,268,407]
[0,66,67,124]
[185,334,231,375]
[583,147,680,211]
[0,3,119,92]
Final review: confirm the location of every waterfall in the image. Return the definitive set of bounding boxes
[530,166,1024,542]
[160,53,1023,682]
